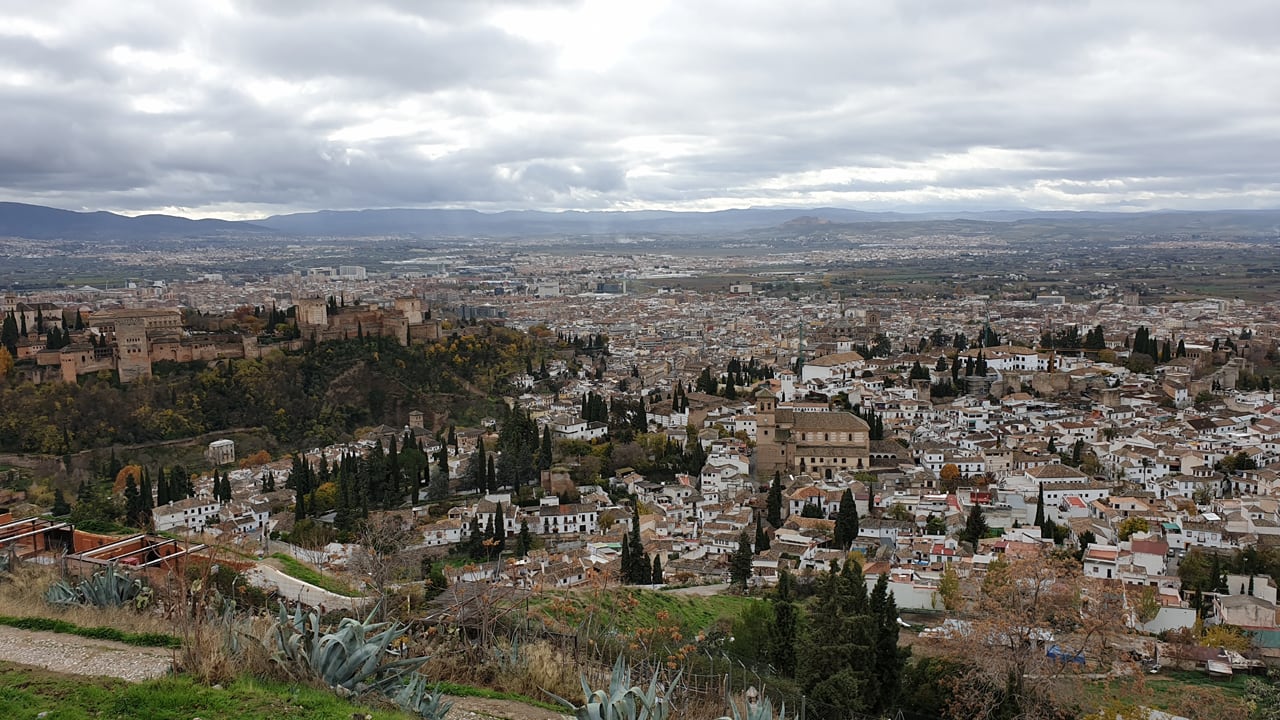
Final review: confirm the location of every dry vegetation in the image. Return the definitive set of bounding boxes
[0,563,180,638]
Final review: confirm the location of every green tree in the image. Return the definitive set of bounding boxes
[834,488,859,548]
[1117,516,1149,541]
[797,559,874,712]
[51,487,71,516]
[428,449,450,501]
[800,503,823,519]
[766,471,783,527]
[925,513,947,535]
[0,312,17,355]
[515,518,532,558]
[769,569,798,677]
[755,518,771,552]
[960,503,989,549]
[730,530,754,589]
[651,554,663,585]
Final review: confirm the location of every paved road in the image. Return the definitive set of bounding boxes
[243,563,369,613]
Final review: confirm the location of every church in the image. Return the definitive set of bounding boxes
[753,388,871,479]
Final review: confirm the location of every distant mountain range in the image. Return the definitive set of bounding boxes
[0,202,273,240]
[1,200,1278,241]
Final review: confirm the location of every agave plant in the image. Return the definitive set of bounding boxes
[549,655,680,720]
[392,673,454,720]
[718,696,787,720]
[267,601,428,694]
[45,564,148,608]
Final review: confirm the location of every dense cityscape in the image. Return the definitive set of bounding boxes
[5,1,1280,718]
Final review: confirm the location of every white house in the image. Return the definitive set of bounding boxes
[153,497,222,533]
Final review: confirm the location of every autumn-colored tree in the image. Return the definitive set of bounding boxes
[939,463,962,492]
[0,346,13,377]
[113,464,143,494]
[938,551,1129,720]
[239,449,272,468]
[938,562,963,611]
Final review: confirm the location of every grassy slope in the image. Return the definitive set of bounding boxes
[532,587,759,636]
[0,662,418,720]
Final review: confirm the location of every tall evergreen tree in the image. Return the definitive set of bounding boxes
[730,531,754,588]
[769,569,798,677]
[651,554,663,585]
[466,438,487,492]
[157,468,170,506]
[491,502,507,555]
[961,503,989,549]
[619,533,632,584]
[628,501,647,583]
[124,476,143,527]
[51,488,71,516]
[538,425,554,472]
[834,488,859,548]
[1035,483,1047,536]
[866,572,907,713]
[429,447,450,500]
[467,516,486,560]
[755,518,771,552]
[515,518,532,558]
[767,471,783,527]
[798,559,875,713]
[140,475,153,515]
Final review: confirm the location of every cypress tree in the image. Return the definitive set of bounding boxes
[491,502,506,555]
[468,516,486,560]
[730,531,754,588]
[620,533,632,584]
[651,555,663,585]
[539,425,553,471]
[516,519,532,558]
[628,501,646,583]
[769,569,798,677]
[755,518,771,552]
[157,468,170,506]
[51,488,71,516]
[1035,483,1047,535]
[767,471,783,527]
[834,488,859,548]
[124,476,143,527]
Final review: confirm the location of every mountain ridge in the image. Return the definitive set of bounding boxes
[2,200,1279,240]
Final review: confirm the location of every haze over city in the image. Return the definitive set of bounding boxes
[2,0,1280,219]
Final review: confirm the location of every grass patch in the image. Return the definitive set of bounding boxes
[434,681,566,712]
[1086,668,1253,718]
[269,554,362,597]
[0,661,417,720]
[530,587,759,637]
[0,615,180,648]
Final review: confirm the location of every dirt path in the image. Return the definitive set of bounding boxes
[447,696,571,720]
[0,625,173,681]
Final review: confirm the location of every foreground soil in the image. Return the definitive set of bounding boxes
[0,627,569,720]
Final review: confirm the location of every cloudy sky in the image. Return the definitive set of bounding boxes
[2,0,1279,219]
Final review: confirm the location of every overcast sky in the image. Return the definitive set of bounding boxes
[2,0,1279,219]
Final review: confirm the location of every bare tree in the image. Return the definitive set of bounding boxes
[934,550,1130,719]
[350,513,415,618]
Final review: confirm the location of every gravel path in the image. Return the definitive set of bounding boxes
[0,625,173,681]
[446,696,572,720]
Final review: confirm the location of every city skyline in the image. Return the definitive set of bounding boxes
[2,1,1279,219]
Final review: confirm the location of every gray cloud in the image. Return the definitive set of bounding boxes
[0,0,1278,217]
